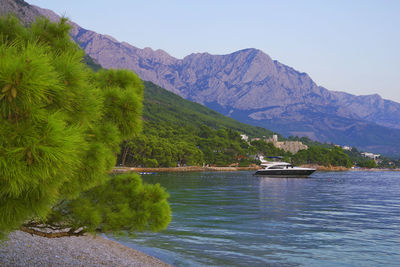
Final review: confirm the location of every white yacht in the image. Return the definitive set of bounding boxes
[254,156,316,177]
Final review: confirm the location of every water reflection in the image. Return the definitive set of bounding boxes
[258,177,309,220]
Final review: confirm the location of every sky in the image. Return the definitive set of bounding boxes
[27,0,400,102]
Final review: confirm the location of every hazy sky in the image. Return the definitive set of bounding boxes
[27,0,400,102]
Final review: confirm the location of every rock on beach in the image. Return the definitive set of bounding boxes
[0,231,172,267]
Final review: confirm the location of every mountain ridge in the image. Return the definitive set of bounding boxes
[61,24,400,129]
[3,1,400,155]
[30,5,400,155]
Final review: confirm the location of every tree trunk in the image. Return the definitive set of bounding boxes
[20,226,85,238]
[121,144,129,166]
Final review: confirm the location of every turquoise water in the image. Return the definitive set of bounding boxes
[113,171,400,266]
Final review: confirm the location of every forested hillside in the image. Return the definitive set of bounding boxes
[141,81,275,137]
[120,81,400,169]
[117,82,355,168]
[118,82,278,167]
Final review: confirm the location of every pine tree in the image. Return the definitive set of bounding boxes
[0,15,171,239]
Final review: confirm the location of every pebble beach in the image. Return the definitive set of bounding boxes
[0,231,172,267]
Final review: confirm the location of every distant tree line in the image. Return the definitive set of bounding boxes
[118,122,356,168]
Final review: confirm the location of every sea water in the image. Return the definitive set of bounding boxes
[113,171,400,266]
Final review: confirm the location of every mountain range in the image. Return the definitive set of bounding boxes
[3,0,400,155]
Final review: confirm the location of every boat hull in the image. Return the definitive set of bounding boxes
[254,169,316,178]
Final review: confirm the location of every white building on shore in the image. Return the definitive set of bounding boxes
[240,134,249,142]
[361,152,380,160]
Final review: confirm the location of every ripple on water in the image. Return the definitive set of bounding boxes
[113,171,400,267]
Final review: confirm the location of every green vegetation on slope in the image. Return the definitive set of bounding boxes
[292,146,353,168]
[141,81,275,137]
[119,82,354,168]
[119,81,281,167]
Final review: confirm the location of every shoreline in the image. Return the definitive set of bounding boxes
[114,165,400,173]
[0,231,172,267]
[114,165,259,173]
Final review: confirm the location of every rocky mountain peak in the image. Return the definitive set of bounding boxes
[136,47,177,65]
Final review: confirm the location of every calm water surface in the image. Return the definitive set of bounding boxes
[112,171,400,266]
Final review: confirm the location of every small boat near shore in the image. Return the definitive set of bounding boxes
[254,157,316,177]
